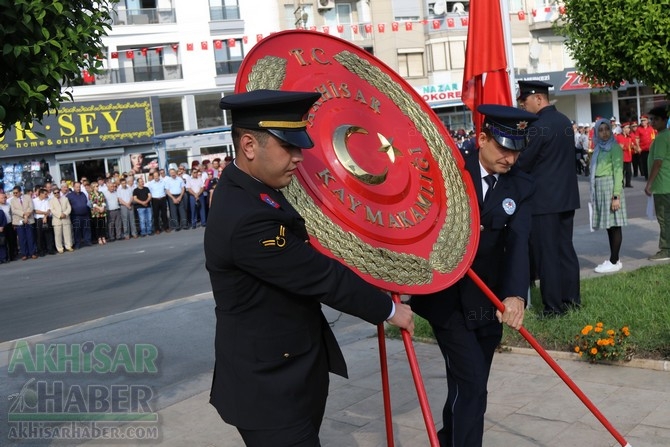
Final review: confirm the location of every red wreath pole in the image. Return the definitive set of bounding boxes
[466,268,631,447]
[377,323,395,447]
[377,294,440,447]
[393,293,440,446]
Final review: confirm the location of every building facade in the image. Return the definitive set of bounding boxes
[0,0,664,192]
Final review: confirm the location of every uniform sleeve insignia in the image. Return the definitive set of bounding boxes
[260,193,280,209]
[261,225,287,248]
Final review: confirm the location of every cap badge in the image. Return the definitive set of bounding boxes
[516,121,529,130]
[260,193,280,209]
[261,225,287,248]
[502,198,516,215]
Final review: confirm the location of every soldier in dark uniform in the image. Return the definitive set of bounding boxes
[411,104,538,447]
[204,89,414,447]
[516,80,581,317]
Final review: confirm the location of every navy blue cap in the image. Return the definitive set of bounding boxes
[477,104,539,151]
[219,89,321,148]
[516,80,552,100]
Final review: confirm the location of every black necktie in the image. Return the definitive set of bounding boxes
[483,174,497,203]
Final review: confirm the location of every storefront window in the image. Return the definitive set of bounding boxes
[617,85,666,123]
[59,163,76,183]
[1,160,50,191]
[107,158,120,175]
[435,106,471,134]
[166,149,188,170]
[201,144,233,161]
[195,93,225,128]
[159,96,184,133]
[76,159,106,182]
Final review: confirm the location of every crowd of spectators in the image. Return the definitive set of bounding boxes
[0,156,233,263]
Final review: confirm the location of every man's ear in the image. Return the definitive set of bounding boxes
[239,133,257,160]
[477,132,488,148]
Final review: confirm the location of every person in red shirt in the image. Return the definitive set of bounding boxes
[636,115,657,179]
[616,122,634,187]
[629,121,641,176]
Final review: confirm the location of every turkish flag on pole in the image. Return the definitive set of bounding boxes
[461,0,512,135]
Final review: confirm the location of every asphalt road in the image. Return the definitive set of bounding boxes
[0,173,652,344]
[0,228,212,343]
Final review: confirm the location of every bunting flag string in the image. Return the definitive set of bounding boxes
[107,8,567,61]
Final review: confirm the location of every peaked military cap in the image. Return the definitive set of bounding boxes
[477,104,539,151]
[516,80,552,100]
[219,89,321,148]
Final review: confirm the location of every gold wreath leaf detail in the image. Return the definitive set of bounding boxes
[245,49,472,286]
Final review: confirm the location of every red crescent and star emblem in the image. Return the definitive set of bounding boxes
[237,30,480,294]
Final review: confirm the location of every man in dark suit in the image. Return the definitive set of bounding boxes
[516,80,581,316]
[204,89,414,447]
[411,104,537,447]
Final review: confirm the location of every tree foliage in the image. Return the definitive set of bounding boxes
[0,0,118,136]
[557,0,670,95]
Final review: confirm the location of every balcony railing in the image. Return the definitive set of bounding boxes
[215,60,243,76]
[89,65,183,85]
[209,6,240,21]
[112,8,176,25]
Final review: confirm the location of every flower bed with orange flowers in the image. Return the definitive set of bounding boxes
[574,322,631,363]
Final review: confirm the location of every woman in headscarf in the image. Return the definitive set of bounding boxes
[590,118,628,273]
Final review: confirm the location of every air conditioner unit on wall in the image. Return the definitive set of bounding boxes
[318,0,335,11]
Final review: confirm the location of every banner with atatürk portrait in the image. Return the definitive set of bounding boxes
[235,30,479,294]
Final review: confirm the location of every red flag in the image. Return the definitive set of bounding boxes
[322,25,330,34]
[364,23,372,33]
[404,21,413,31]
[227,38,236,48]
[337,24,344,34]
[446,18,455,28]
[214,40,223,49]
[186,43,194,51]
[125,50,134,59]
[461,0,512,135]
[201,41,208,50]
[140,47,148,56]
[243,35,248,44]
[171,44,178,51]
[111,51,118,59]
[256,34,263,42]
[391,22,399,32]
[82,70,95,84]
[351,24,358,34]
[432,19,440,29]
[377,23,385,33]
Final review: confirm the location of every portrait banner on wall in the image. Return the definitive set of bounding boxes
[128,151,159,175]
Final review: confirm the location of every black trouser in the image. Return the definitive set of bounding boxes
[639,151,650,179]
[4,223,18,260]
[624,162,632,187]
[71,214,92,248]
[432,313,501,447]
[238,420,322,447]
[151,197,169,232]
[35,218,56,255]
[632,152,640,176]
[530,211,581,315]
